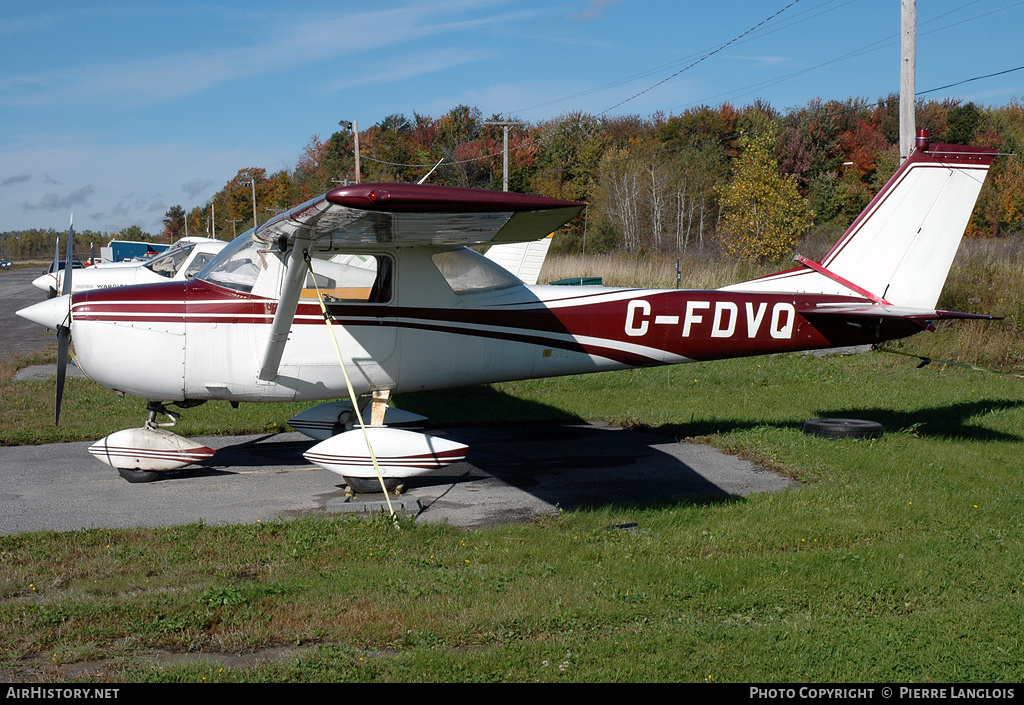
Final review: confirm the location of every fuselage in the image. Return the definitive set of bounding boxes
[33,240,226,295]
[66,243,919,404]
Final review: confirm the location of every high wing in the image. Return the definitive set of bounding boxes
[256,183,585,381]
[253,183,584,252]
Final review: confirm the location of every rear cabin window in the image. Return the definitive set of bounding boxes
[432,247,520,294]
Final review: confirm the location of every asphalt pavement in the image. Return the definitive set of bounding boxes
[0,267,60,356]
[0,267,795,533]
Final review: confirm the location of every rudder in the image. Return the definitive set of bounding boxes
[722,130,997,308]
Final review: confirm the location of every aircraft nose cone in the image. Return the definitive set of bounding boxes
[32,273,57,293]
[17,295,71,331]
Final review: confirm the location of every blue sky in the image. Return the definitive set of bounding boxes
[2,0,1022,235]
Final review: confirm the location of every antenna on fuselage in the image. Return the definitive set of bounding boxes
[417,158,444,185]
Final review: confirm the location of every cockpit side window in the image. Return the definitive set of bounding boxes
[198,236,394,303]
[300,253,393,303]
[198,236,265,292]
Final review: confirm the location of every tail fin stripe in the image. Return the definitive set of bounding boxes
[793,255,890,304]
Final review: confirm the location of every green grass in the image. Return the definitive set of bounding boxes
[3,350,1024,682]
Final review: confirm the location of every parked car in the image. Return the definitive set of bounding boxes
[0,259,12,270]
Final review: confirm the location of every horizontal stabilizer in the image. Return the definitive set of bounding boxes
[799,303,1001,323]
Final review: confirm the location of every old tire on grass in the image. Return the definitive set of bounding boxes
[803,418,883,440]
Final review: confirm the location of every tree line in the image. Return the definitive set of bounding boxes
[5,95,1023,263]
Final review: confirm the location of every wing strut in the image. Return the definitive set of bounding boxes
[303,253,400,527]
[257,235,312,382]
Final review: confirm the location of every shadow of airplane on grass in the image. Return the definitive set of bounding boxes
[633,399,1024,445]
[809,400,1024,442]
[141,388,1023,520]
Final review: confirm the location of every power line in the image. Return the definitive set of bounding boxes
[599,0,803,116]
[667,0,1024,114]
[358,62,1022,175]
[918,65,1024,96]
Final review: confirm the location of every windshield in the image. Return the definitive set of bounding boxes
[144,244,195,278]
[197,235,267,293]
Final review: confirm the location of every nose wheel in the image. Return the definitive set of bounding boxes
[117,467,163,484]
[344,476,404,495]
[88,401,216,481]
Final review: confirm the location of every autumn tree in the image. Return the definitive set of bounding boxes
[597,148,644,252]
[293,134,332,201]
[162,205,186,243]
[361,114,419,183]
[719,129,813,263]
[945,102,982,145]
[116,225,148,242]
[323,130,357,185]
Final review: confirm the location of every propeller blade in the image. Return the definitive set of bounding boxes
[62,216,74,297]
[49,232,59,299]
[54,215,75,425]
[55,324,70,425]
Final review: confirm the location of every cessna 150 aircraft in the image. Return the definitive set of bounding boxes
[17,130,998,490]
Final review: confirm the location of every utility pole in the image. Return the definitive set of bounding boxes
[339,120,360,184]
[483,119,526,191]
[250,176,257,226]
[240,172,258,227]
[900,0,916,161]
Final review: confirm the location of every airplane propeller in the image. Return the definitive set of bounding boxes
[48,232,60,299]
[54,217,74,425]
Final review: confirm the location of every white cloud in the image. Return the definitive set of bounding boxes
[1,4,540,110]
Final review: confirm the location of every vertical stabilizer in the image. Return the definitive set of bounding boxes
[484,234,554,286]
[722,131,997,308]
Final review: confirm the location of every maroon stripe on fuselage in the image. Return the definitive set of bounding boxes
[69,279,910,367]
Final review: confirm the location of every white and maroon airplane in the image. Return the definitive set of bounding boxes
[17,130,998,490]
[32,237,227,297]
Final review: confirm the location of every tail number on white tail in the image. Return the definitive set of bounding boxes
[625,299,795,339]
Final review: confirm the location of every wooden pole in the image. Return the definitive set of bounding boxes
[900,0,916,161]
